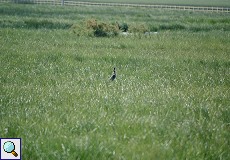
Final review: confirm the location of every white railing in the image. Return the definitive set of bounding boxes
[1,0,230,13]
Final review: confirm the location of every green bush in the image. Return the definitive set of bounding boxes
[149,25,159,32]
[129,23,150,34]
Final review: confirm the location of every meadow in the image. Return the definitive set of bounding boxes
[0,2,230,160]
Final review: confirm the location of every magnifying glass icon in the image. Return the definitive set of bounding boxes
[3,141,18,157]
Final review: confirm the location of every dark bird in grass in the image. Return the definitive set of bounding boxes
[110,67,116,81]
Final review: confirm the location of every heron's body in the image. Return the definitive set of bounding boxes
[110,68,116,81]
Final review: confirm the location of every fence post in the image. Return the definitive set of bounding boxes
[61,0,64,6]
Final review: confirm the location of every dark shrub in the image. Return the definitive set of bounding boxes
[120,23,129,32]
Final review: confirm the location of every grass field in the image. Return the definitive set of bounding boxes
[1,3,230,160]
[76,0,230,7]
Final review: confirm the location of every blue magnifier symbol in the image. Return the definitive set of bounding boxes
[3,141,18,157]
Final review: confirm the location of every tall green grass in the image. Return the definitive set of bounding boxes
[0,3,229,32]
[1,3,230,160]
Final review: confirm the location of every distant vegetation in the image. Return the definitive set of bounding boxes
[75,0,230,7]
[0,3,229,35]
